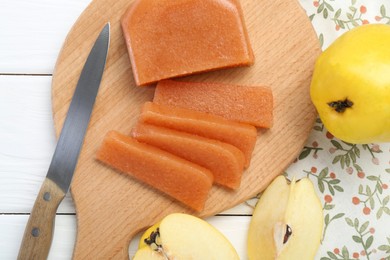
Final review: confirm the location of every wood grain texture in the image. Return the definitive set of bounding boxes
[51,0,321,258]
[17,178,65,260]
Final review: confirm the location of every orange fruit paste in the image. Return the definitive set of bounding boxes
[121,0,254,86]
[139,102,257,167]
[153,80,273,128]
[132,123,245,189]
[96,131,213,211]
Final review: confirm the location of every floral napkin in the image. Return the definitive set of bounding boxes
[280,1,390,259]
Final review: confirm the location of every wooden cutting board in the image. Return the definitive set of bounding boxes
[51,0,321,258]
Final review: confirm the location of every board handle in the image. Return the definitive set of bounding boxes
[18,178,66,260]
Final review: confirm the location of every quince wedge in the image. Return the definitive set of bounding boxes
[134,213,239,259]
[247,175,323,260]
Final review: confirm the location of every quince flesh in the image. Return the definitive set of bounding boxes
[134,213,239,259]
[247,176,323,260]
[310,24,390,144]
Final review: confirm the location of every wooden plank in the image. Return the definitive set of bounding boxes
[0,76,74,213]
[0,0,91,74]
[0,214,250,259]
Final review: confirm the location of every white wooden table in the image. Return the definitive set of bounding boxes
[2,1,390,259]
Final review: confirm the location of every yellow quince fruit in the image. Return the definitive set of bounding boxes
[310,24,390,144]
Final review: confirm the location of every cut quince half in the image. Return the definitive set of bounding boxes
[247,175,323,260]
[134,213,239,260]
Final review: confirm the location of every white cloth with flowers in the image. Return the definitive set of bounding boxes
[278,1,390,259]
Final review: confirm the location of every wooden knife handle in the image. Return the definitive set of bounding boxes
[18,178,66,260]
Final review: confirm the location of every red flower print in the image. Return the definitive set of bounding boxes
[372,144,380,152]
[313,1,319,7]
[346,167,353,175]
[311,167,317,173]
[360,5,367,14]
[382,184,388,189]
[324,195,332,203]
[363,207,371,215]
[375,16,382,21]
[330,172,336,179]
[352,197,360,205]
[333,248,340,254]
[326,131,334,139]
[353,252,359,258]
[362,20,369,25]
[357,171,365,179]
[369,227,375,234]
[372,157,379,165]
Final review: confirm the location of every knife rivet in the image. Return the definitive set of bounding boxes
[43,192,51,201]
[31,227,40,237]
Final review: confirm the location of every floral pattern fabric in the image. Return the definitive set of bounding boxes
[281,1,390,259]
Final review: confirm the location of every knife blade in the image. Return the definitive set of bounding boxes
[18,23,110,260]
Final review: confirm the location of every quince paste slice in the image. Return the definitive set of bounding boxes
[139,102,257,168]
[96,131,213,212]
[153,80,273,128]
[131,123,245,189]
[121,0,254,86]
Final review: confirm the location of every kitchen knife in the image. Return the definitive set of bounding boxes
[18,23,110,260]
